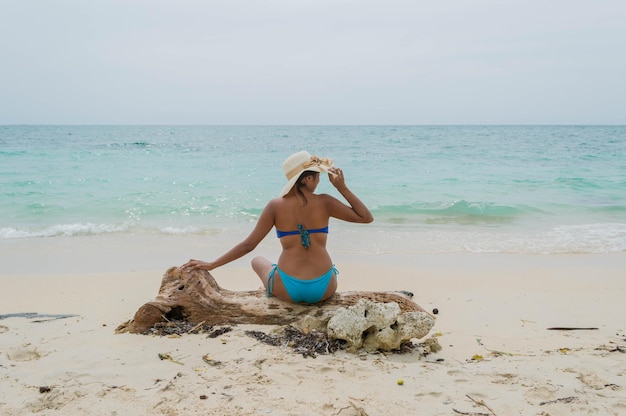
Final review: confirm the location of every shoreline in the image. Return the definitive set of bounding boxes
[2,230,625,276]
[1,248,625,414]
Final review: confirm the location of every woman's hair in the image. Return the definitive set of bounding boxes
[295,170,319,205]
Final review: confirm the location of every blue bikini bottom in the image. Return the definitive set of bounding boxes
[267,264,338,304]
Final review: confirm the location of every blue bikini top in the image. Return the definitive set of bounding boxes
[276,224,328,248]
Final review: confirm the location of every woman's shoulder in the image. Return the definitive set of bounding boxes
[268,194,337,207]
[316,193,340,203]
[265,197,285,209]
[266,196,297,210]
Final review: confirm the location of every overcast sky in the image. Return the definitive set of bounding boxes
[1,0,624,125]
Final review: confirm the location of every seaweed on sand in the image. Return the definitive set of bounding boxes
[144,319,232,338]
[246,326,346,357]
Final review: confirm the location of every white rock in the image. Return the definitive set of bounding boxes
[326,299,435,352]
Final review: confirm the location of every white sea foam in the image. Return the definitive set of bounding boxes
[0,223,130,239]
[461,223,626,254]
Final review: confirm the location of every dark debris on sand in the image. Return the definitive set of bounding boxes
[246,326,346,357]
[144,320,430,358]
[144,320,233,338]
[245,325,421,358]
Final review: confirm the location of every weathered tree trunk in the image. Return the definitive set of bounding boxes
[116,266,431,335]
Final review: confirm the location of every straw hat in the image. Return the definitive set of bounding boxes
[279,151,333,197]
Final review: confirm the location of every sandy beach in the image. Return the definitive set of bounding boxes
[1,237,625,415]
[3,0,625,412]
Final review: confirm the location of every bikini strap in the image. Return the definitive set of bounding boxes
[267,264,278,298]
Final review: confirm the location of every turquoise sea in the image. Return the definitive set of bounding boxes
[1,125,625,255]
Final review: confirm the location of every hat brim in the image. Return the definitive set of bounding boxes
[279,165,327,197]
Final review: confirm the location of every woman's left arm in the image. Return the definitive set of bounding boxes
[325,167,373,223]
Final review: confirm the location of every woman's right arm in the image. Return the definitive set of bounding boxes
[182,200,277,271]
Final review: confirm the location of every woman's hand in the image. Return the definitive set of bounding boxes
[325,166,374,223]
[328,166,347,190]
[181,259,213,272]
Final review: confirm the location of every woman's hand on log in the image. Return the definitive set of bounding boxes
[181,259,213,272]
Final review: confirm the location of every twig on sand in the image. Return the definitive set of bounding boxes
[476,338,514,357]
[335,401,369,416]
[157,352,185,365]
[547,327,598,331]
[539,396,577,406]
[186,321,206,334]
[465,395,498,416]
[0,312,78,322]
[452,409,490,416]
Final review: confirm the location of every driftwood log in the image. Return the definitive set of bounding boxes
[116,266,433,336]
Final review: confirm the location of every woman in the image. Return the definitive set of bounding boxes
[182,150,373,303]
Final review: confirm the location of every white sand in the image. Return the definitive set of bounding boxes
[1,240,625,415]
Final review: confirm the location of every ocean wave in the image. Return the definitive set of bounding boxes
[554,177,601,190]
[157,225,223,235]
[375,200,531,216]
[0,223,130,239]
[371,200,535,225]
[332,222,626,255]
[0,222,230,239]
[2,221,624,255]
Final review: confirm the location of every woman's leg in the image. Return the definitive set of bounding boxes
[251,256,273,289]
[320,273,338,301]
[251,256,291,301]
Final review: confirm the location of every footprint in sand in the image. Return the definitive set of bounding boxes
[0,325,8,333]
[524,386,558,405]
[492,373,518,385]
[577,373,610,390]
[6,347,44,362]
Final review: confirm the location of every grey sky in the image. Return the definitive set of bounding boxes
[1,0,624,125]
